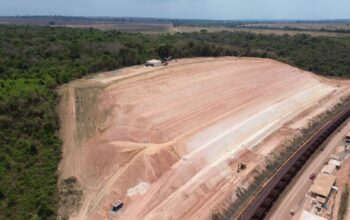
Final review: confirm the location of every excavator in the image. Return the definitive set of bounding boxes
[237,162,247,173]
[162,56,172,66]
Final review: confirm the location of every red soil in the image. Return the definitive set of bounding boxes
[58,57,349,220]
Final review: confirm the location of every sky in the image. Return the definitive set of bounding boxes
[0,0,349,20]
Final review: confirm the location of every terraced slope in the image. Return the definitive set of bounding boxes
[58,57,348,220]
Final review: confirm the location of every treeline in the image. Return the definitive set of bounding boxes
[238,24,350,34]
[0,25,350,219]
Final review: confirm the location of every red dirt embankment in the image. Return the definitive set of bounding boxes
[58,57,350,220]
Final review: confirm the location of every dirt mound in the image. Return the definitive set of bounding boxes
[58,57,349,220]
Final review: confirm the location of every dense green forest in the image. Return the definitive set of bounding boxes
[0,25,350,219]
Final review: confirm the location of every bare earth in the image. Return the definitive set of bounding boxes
[58,57,350,220]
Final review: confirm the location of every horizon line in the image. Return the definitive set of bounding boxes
[0,15,350,22]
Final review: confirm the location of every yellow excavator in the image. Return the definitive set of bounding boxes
[237,162,247,173]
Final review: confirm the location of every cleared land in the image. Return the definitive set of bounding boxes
[57,22,173,32]
[0,17,173,32]
[2,17,350,36]
[58,57,350,220]
[172,26,350,37]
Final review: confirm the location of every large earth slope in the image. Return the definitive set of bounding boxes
[58,57,348,220]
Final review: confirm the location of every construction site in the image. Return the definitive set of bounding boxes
[58,57,350,220]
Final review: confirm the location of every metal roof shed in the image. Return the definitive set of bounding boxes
[309,173,336,198]
[329,159,341,167]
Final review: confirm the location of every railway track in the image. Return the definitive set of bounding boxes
[236,107,350,220]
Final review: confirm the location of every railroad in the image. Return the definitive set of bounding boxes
[236,106,350,220]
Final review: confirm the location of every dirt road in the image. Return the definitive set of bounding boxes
[58,57,350,220]
[267,119,350,220]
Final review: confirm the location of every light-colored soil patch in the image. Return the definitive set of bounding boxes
[58,57,350,220]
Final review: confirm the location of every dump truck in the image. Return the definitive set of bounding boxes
[111,200,124,213]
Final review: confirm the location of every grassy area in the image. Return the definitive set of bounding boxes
[0,25,350,219]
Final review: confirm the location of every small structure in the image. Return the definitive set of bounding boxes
[145,59,163,67]
[329,154,340,161]
[328,159,341,168]
[292,210,327,220]
[309,173,336,198]
[111,200,124,213]
[315,202,323,212]
[321,164,336,175]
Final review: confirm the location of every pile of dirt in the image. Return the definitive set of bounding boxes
[58,57,350,220]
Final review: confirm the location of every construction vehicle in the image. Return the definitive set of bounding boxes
[290,208,296,216]
[145,56,172,67]
[237,162,247,173]
[111,200,124,213]
[162,56,172,66]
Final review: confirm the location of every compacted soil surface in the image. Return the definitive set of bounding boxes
[58,57,350,220]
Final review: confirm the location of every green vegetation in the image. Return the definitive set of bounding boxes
[338,184,349,220]
[239,24,350,34]
[0,25,350,219]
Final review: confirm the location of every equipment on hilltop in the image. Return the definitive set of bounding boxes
[145,56,172,67]
[162,56,172,66]
[145,59,163,67]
